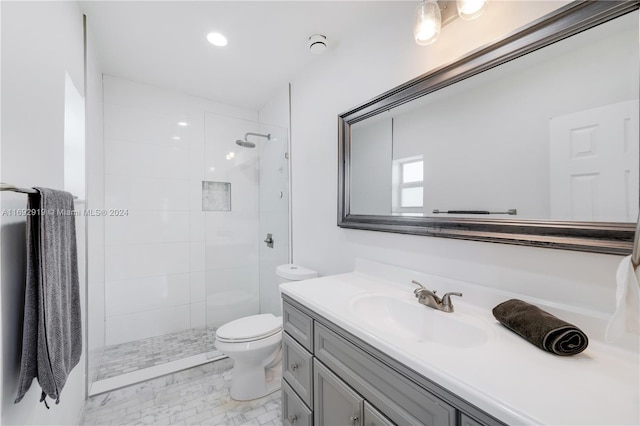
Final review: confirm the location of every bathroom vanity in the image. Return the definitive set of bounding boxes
[279,260,639,425]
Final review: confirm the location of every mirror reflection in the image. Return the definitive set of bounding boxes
[350,11,639,223]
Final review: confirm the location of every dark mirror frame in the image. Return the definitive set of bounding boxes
[338,0,639,255]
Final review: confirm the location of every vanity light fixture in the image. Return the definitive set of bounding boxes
[207,32,228,47]
[414,0,488,45]
[457,0,488,21]
[413,0,441,46]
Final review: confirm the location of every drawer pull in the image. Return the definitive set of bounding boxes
[289,415,298,424]
[291,363,299,371]
[350,415,359,425]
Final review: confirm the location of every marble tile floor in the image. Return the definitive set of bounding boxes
[97,328,218,381]
[82,358,283,426]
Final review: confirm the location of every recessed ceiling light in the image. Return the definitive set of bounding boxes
[207,32,228,47]
[177,121,189,127]
[172,136,181,141]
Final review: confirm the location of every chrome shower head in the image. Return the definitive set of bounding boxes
[235,132,270,148]
[235,139,256,148]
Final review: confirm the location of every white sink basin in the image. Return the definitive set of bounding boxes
[349,294,489,348]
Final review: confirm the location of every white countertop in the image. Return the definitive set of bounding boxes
[280,266,640,425]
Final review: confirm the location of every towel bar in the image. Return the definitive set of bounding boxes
[433,209,517,215]
[0,182,38,194]
[0,182,79,200]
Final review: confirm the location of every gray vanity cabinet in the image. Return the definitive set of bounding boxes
[281,297,505,426]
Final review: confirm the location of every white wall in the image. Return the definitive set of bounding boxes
[289,0,626,315]
[0,1,86,424]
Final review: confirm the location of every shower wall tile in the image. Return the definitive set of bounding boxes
[205,241,258,270]
[205,266,260,327]
[105,174,190,211]
[105,140,189,179]
[189,179,204,211]
[106,273,191,317]
[103,104,189,147]
[190,302,206,328]
[105,242,191,281]
[105,211,189,245]
[188,142,205,181]
[104,75,189,122]
[189,211,205,241]
[190,271,206,309]
[190,241,206,272]
[105,305,191,346]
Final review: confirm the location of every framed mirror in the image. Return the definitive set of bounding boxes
[338,0,639,255]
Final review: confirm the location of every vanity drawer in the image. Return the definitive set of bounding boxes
[314,322,456,426]
[283,380,313,426]
[283,301,314,352]
[283,332,313,408]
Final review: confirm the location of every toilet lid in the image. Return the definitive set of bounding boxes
[216,314,282,342]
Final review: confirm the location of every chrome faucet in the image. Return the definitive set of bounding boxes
[410,280,462,313]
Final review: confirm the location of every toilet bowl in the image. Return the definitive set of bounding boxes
[215,314,282,401]
[215,264,318,401]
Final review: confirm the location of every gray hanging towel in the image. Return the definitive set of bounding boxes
[14,188,82,405]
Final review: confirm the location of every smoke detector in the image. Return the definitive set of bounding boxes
[308,34,328,54]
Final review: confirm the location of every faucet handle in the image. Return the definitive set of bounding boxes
[410,280,432,296]
[441,292,462,307]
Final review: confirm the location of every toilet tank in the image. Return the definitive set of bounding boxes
[276,264,318,284]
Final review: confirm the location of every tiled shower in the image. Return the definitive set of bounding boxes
[91,75,289,391]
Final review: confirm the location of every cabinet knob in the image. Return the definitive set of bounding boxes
[289,415,298,424]
[291,363,299,371]
[350,415,359,425]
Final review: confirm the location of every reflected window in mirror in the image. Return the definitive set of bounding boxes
[393,156,424,217]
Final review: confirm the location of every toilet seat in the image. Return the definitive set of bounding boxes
[216,314,282,343]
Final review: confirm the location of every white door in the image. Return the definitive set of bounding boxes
[549,100,639,222]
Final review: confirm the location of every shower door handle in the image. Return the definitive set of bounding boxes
[264,233,274,248]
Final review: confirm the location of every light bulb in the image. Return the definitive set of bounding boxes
[207,32,228,47]
[414,0,441,46]
[457,0,488,21]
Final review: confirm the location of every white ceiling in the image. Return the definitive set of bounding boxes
[81,1,416,110]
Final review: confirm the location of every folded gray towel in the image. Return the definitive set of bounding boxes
[492,299,588,356]
[15,188,82,405]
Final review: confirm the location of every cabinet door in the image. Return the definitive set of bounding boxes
[461,413,487,426]
[364,401,395,426]
[283,381,313,426]
[314,359,363,426]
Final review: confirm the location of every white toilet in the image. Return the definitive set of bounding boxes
[214,263,318,401]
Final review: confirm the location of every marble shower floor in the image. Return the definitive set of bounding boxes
[82,358,283,426]
[97,328,218,381]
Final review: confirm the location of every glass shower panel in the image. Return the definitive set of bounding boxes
[203,115,290,355]
[203,113,261,355]
[257,124,290,316]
